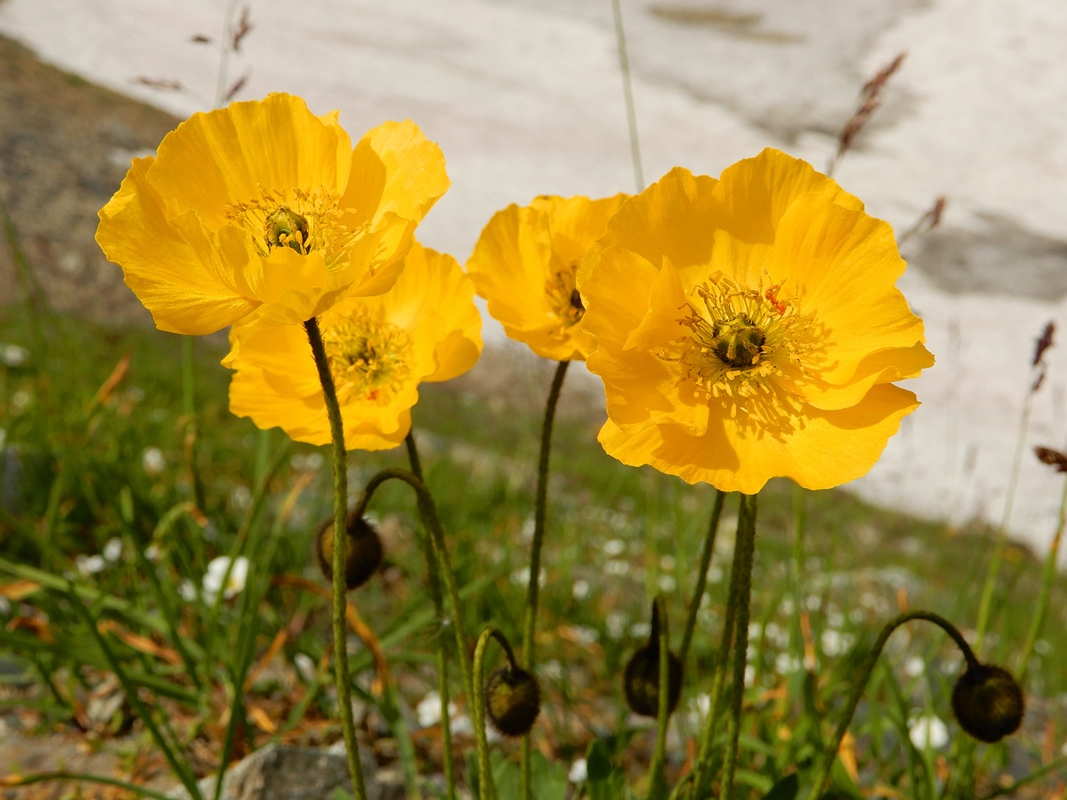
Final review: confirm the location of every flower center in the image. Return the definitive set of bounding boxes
[545,261,584,335]
[321,313,413,405]
[226,188,363,266]
[658,274,823,429]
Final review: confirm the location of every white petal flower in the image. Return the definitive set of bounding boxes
[141,447,166,476]
[909,713,949,750]
[202,556,249,603]
[75,554,107,576]
[102,537,123,562]
[568,758,588,783]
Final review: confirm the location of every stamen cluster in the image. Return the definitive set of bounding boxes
[322,314,413,405]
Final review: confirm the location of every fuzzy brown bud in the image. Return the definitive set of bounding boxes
[623,642,683,718]
[951,663,1025,743]
[316,513,383,590]
[484,666,541,737]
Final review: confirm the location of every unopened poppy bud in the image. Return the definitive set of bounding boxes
[951,663,1025,743]
[316,513,383,590]
[484,666,541,737]
[623,642,683,718]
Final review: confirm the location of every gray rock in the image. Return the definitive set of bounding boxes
[166,742,385,800]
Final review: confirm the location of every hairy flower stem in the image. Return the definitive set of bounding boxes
[648,596,672,798]
[690,497,747,796]
[405,432,456,799]
[303,318,367,800]
[181,336,207,512]
[679,490,726,669]
[805,611,979,800]
[520,359,569,799]
[473,628,517,800]
[720,494,758,800]
[353,468,474,699]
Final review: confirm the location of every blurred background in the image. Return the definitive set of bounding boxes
[2,0,1067,554]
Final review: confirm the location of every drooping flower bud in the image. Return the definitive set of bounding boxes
[484,665,541,737]
[623,600,683,718]
[316,512,383,590]
[951,663,1025,743]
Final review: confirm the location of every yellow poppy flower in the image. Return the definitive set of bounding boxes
[225,242,482,450]
[466,193,628,361]
[579,149,934,494]
[97,93,449,335]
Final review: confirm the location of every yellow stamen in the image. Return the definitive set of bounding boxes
[544,260,584,339]
[321,313,412,406]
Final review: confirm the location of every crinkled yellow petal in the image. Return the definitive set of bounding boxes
[530,193,629,267]
[600,383,920,494]
[96,158,258,334]
[342,120,450,228]
[147,93,352,228]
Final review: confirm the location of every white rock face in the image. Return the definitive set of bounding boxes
[3,0,1066,555]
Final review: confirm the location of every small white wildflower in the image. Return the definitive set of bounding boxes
[849,607,866,624]
[10,390,31,415]
[603,538,626,557]
[289,454,307,471]
[706,565,723,584]
[0,344,29,368]
[304,452,324,471]
[0,596,11,615]
[775,653,802,675]
[904,656,926,678]
[144,543,163,563]
[178,579,198,602]
[102,537,123,562]
[1034,639,1051,656]
[659,554,676,571]
[572,579,591,600]
[230,485,252,511]
[541,660,563,680]
[820,630,854,657]
[125,387,145,402]
[804,595,822,612]
[75,554,107,576]
[657,574,676,593]
[604,559,630,577]
[629,621,651,638]
[606,612,626,640]
[745,664,755,687]
[202,555,249,602]
[520,516,536,542]
[908,713,949,750]
[416,691,457,728]
[294,653,317,683]
[570,626,599,646]
[141,447,166,476]
[510,567,545,587]
[568,758,588,783]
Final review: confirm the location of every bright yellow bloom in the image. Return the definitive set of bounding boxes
[579,149,933,494]
[97,93,449,335]
[225,242,482,450]
[466,193,628,361]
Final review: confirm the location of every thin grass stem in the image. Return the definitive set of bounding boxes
[679,490,725,669]
[611,0,645,191]
[303,317,367,800]
[519,358,569,797]
[406,431,456,799]
[647,595,671,798]
[1,772,178,800]
[1017,472,1066,683]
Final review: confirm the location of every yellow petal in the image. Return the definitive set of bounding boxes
[342,120,450,228]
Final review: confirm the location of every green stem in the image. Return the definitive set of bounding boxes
[303,318,367,800]
[405,432,456,799]
[472,628,517,800]
[352,468,474,700]
[1017,472,1067,684]
[690,496,745,796]
[520,359,569,800]
[181,336,207,512]
[678,490,726,669]
[610,0,645,191]
[720,493,758,800]
[648,596,672,798]
[975,382,1037,652]
[2,772,178,800]
[804,610,980,800]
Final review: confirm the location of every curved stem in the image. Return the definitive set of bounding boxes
[720,493,758,800]
[805,610,980,800]
[648,596,671,798]
[679,490,726,669]
[405,432,455,798]
[473,627,517,800]
[520,359,569,799]
[352,468,474,700]
[303,318,367,800]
